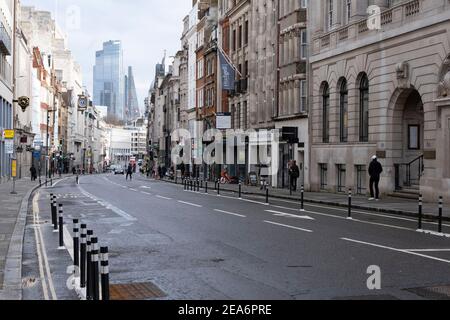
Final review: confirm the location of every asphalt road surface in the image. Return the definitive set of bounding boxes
[23,174,450,300]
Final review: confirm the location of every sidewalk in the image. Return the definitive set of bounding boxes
[0,178,41,299]
[143,175,450,221]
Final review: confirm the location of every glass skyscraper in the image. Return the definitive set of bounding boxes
[124,66,140,121]
[93,40,124,120]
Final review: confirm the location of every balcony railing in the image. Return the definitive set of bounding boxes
[315,0,424,54]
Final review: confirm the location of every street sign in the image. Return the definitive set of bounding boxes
[3,129,14,139]
[33,151,41,159]
[78,95,88,112]
[5,140,14,154]
[11,160,17,178]
[216,113,232,130]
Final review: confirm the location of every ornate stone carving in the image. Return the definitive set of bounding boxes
[395,61,409,79]
[438,56,450,97]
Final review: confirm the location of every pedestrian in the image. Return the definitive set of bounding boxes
[30,166,37,181]
[72,167,76,175]
[289,160,300,191]
[368,155,383,201]
[126,163,133,181]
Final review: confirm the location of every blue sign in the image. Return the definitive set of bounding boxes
[33,151,41,159]
[219,51,236,91]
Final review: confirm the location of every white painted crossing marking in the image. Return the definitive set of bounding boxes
[129,188,138,192]
[141,191,152,196]
[341,238,450,265]
[178,201,203,208]
[265,210,315,220]
[140,186,152,189]
[213,209,246,218]
[264,221,313,233]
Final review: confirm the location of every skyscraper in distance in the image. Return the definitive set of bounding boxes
[124,66,140,121]
[93,40,124,121]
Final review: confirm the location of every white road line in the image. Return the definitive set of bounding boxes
[264,221,313,233]
[33,191,58,300]
[178,201,203,208]
[265,210,315,220]
[341,238,450,265]
[405,249,450,252]
[78,187,137,222]
[32,192,50,300]
[141,191,152,196]
[213,209,246,218]
[129,188,138,192]
[156,195,172,200]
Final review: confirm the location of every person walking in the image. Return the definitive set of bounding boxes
[30,166,37,181]
[368,155,383,201]
[289,160,300,192]
[126,163,133,181]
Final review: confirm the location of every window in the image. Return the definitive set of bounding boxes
[301,0,308,9]
[339,79,348,143]
[322,83,330,143]
[337,164,346,193]
[300,29,308,59]
[328,0,334,29]
[300,80,307,113]
[320,164,328,190]
[359,74,369,142]
[408,125,420,150]
[356,165,367,195]
[345,0,351,24]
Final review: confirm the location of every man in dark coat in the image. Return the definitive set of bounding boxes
[289,160,300,191]
[126,163,133,181]
[368,156,383,201]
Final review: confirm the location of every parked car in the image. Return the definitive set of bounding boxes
[112,165,125,175]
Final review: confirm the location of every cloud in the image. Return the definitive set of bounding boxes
[22,0,191,107]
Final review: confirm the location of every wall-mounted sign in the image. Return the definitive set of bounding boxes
[78,95,88,111]
[11,160,17,178]
[216,113,232,130]
[3,129,14,139]
[5,140,14,154]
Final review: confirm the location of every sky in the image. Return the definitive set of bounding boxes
[22,0,192,109]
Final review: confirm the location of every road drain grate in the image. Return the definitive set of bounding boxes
[110,282,167,300]
[405,285,450,300]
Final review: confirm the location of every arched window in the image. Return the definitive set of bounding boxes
[339,79,348,143]
[322,83,330,143]
[359,74,369,142]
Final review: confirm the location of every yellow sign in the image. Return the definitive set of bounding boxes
[3,129,14,139]
[11,160,17,178]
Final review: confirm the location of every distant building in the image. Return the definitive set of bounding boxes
[124,66,140,121]
[93,40,124,121]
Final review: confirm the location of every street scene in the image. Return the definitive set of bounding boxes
[1,0,450,306]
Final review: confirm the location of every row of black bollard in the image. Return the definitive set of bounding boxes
[50,195,110,301]
[348,189,352,219]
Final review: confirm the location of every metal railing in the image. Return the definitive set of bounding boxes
[395,155,424,190]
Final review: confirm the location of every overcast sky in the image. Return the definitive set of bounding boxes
[22,0,191,108]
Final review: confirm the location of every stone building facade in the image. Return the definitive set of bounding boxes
[309,0,450,201]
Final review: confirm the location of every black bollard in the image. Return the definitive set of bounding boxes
[301,186,305,212]
[217,181,220,196]
[100,247,110,300]
[53,196,58,231]
[91,237,100,300]
[73,219,80,268]
[439,196,443,234]
[58,204,64,248]
[86,230,93,300]
[266,188,269,205]
[80,225,87,289]
[205,181,208,194]
[348,189,352,219]
[418,194,423,230]
[239,183,242,199]
[50,194,56,227]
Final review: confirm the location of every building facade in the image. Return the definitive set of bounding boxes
[309,0,450,201]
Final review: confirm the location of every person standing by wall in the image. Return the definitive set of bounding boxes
[368,156,383,201]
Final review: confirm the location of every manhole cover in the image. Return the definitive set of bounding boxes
[405,285,450,300]
[110,282,167,300]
